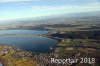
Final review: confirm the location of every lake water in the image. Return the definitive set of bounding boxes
[0,30,48,35]
[0,30,58,53]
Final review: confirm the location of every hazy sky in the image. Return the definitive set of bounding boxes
[0,0,100,21]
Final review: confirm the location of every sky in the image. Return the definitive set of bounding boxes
[0,0,100,21]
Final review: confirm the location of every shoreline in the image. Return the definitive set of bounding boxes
[0,45,39,66]
[0,29,100,66]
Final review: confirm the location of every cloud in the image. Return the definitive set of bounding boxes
[0,0,38,3]
[0,0,100,4]
[0,0,100,21]
[73,0,98,1]
[32,6,67,10]
[31,2,100,12]
[1,0,99,3]
[32,2,100,9]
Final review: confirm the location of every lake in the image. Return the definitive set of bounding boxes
[0,30,58,53]
[0,30,48,35]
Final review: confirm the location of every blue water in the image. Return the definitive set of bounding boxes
[0,30,58,53]
[0,30,48,35]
